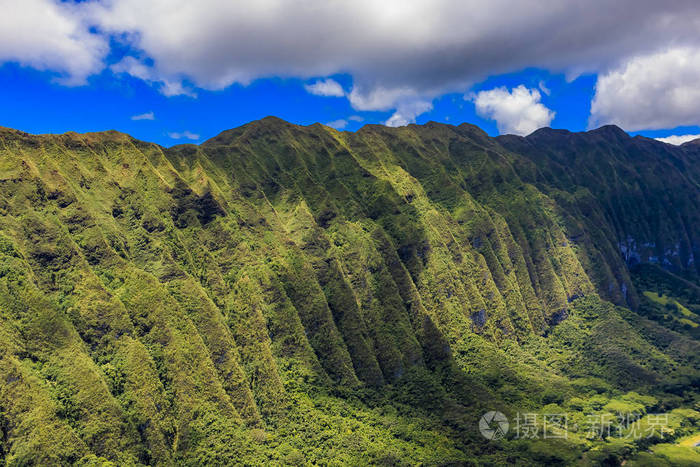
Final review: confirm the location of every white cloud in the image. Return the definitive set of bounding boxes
[471,85,555,135]
[84,0,700,125]
[168,131,199,140]
[590,48,700,130]
[347,85,420,112]
[325,119,348,129]
[346,86,434,124]
[538,80,551,96]
[305,79,345,97]
[160,80,196,98]
[0,0,107,84]
[348,115,364,122]
[655,134,700,145]
[5,1,700,129]
[111,57,196,97]
[131,111,155,121]
[385,100,433,127]
[86,0,700,94]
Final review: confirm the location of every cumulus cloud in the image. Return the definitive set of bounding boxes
[346,86,433,125]
[168,131,199,140]
[325,116,368,129]
[131,111,155,121]
[87,1,700,91]
[0,0,107,84]
[85,0,700,125]
[655,134,700,145]
[305,79,345,97]
[5,1,700,127]
[590,48,700,130]
[325,119,348,129]
[347,85,421,112]
[385,100,433,127]
[471,85,555,135]
[111,57,196,97]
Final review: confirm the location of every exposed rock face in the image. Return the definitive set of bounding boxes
[499,127,700,308]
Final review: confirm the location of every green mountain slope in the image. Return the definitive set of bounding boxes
[0,119,698,465]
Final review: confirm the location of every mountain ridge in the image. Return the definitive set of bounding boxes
[0,117,698,465]
[5,117,700,151]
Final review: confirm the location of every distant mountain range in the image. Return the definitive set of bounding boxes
[0,118,698,465]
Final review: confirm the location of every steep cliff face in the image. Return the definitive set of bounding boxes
[500,127,700,293]
[0,120,698,465]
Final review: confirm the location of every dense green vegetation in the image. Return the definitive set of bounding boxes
[0,118,698,465]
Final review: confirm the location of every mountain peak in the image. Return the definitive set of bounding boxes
[202,116,298,146]
[587,124,629,140]
[521,125,630,146]
[528,127,572,138]
[257,115,293,126]
[681,137,700,147]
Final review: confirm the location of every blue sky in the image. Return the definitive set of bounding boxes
[0,64,595,145]
[1,1,700,147]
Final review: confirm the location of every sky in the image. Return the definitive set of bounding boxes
[1,1,700,147]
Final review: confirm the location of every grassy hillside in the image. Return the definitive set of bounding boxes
[0,119,698,465]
